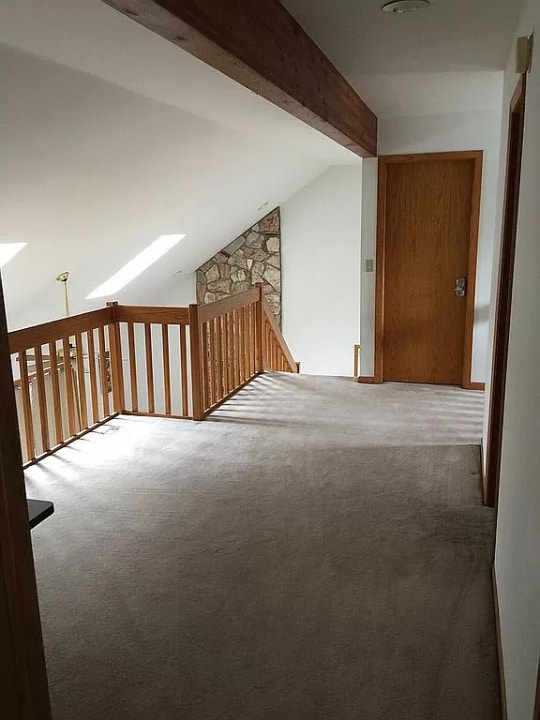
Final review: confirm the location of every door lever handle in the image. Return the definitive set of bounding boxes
[454,276,467,297]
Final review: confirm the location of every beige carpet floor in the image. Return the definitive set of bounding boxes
[26,374,499,720]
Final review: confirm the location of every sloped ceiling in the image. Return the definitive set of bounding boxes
[0,1,358,330]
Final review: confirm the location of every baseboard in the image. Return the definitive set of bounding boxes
[357,376,375,384]
[464,381,486,391]
[492,566,508,720]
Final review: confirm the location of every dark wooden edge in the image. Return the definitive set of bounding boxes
[102,0,377,157]
[375,151,483,388]
[115,305,190,325]
[357,376,375,384]
[198,288,259,323]
[8,307,114,354]
[534,655,540,720]
[485,74,527,509]
[492,566,508,719]
[0,273,52,718]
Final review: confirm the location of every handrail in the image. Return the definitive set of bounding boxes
[260,290,297,373]
[198,287,259,324]
[8,307,114,354]
[9,288,299,463]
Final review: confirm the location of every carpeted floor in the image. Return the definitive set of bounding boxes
[26,374,499,720]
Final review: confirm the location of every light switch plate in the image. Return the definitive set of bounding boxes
[365,259,374,273]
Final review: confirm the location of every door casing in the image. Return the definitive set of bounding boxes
[374,150,483,389]
[485,75,527,508]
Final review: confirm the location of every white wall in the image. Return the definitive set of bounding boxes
[0,44,340,331]
[359,158,378,377]
[359,102,503,382]
[491,1,540,716]
[281,166,362,376]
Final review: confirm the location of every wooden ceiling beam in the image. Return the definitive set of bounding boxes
[101,0,378,157]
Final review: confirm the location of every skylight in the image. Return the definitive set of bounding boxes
[86,234,185,300]
[0,243,26,268]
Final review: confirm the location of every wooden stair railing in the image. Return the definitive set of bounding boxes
[9,285,298,463]
[9,307,117,465]
[188,283,298,420]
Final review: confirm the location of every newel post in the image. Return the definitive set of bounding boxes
[106,301,125,413]
[188,304,205,421]
[255,283,265,373]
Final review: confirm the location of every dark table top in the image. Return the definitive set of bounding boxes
[28,499,54,529]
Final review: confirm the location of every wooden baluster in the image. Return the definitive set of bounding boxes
[215,316,223,401]
[227,312,234,395]
[255,284,264,373]
[34,345,50,453]
[229,312,234,391]
[75,333,88,430]
[106,306,125,413]
[201,321,211,411]
[162,324,172,415]
[238,307,246,384]
[87,330,99,424]
[144,323,154,414]
[244,305,251,380]
[208,318,217,407]
[48,341,63,445]
[227,312,233,394]
[18,350,35,461]
[244,306,250,381]
[61,337,77,436]
[222,313,229,396]
[179,324,189,417]
[232,309,238,386]
[127,322,138,412]
[251,304,256,376]
[97,327,110,418]
[188,304,204,421]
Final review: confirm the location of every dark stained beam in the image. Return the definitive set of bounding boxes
[101,0,378,157]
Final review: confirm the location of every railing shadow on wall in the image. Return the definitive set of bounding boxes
[8,283,298,467]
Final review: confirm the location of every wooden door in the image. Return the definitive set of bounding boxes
[376,152,482,386]
[0,272,52,719]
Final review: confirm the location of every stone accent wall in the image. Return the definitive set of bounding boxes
[196,208,282,324]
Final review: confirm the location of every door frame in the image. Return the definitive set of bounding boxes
[374,150,484,388]
[0,272,52,719]
[485,75,527,509]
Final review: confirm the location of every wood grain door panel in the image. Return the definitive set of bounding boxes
[382,157,476,385]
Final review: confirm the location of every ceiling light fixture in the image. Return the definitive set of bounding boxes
[0,243,26,269]
[86,234,185,299]
[381,0,431,14]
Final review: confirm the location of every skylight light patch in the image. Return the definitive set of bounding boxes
[86,234,185,300]
[0,243,26,269]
